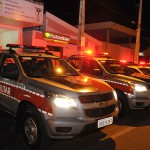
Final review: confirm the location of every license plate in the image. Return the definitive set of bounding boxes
[97,117,113,128]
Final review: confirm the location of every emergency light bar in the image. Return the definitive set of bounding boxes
[6,44,23,48]
[6,44,46,50]
[6,44,54,55]
[120,60,127,63]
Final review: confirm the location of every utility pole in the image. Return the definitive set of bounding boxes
[77,0,85,55]
[134,0,143,63]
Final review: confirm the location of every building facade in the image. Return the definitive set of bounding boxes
[0,0,44,50]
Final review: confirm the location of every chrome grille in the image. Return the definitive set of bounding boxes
[84,104,116,118]
[79,92,114,103]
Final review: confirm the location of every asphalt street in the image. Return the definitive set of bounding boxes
[0,109,150,150]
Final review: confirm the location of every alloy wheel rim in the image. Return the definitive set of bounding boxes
[24,117,38,144]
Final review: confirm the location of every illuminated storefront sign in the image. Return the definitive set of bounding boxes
[0,0,44,25]
[44,32,70,43]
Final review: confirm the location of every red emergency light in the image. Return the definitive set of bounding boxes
[84,49,93,55]
[139,61,146,65]
[103,52,108,55]
[120,60,127,63]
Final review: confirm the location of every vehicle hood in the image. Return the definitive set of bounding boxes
[109,73,146,84]
[28,75,112,94]
[130,73,150,83]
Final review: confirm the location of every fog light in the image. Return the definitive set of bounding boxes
[56,127,72,133]
[136,102,144,106]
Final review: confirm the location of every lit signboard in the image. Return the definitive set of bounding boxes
[44,32,70,43]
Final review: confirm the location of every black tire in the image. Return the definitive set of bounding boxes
[20,105,49,149]
[116,90,129,117]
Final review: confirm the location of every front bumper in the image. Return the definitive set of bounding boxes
[127,93,150,109]
[45,108,119,139]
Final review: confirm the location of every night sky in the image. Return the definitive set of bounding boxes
[41,0,150,49]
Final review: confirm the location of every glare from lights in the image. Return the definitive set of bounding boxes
[56,67,63,73]
[139,61,146,65]
[120,60,127,63]
[83,77,88,82]
[103,52,108,55]
[134,84,147,92]
[84,49,93,55]
[79,89,90,92]
[54,96,77,108]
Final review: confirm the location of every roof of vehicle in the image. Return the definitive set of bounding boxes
[94,56,115,61]
[1,50,59,58]
[128,65,150,76]
[68,54,115,61]
[18,52,57,58]
[128,65,149,69]
[1,44,58,58]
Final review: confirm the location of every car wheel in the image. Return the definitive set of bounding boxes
[21,105,48,148]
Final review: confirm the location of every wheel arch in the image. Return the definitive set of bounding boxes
[16,100,50,137]
[114,88,128,101]
[114,88,130,117]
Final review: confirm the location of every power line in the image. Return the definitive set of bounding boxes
[92,0,137,25]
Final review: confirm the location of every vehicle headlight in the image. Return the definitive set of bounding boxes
[113,90,118,100]
[134,84,147,92]
[54,94,77,108]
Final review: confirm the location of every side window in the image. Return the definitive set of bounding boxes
[36,59,53,75]
[130,68,140,73]
[81,60,91,74]
[68,59,79,69]
[81,59,103,76]
[0,56,19,80]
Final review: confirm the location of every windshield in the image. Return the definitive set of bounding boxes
[19,56,79,77]
[139,67,150,75]
[99,60,135,75]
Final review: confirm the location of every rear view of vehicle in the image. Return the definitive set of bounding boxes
[0,45,119,148]
[67,55,150,117]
